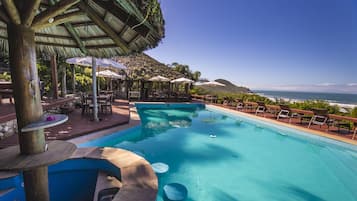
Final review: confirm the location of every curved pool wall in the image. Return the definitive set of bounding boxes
[0,159,120,201]
[79,103,357,201]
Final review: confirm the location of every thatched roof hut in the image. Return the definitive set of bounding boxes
[115,53,184,80]
[0,0,165,58]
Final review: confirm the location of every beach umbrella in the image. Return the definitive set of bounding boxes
[66,57,126,122]
[149,75,171,82]
[0,1,164,201]
[170,77,194,84]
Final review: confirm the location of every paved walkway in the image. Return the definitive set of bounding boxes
[0,99,130,148]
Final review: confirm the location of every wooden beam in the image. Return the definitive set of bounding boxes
[32,0,79,28]
[63,22,88,54]
[80,35,109,41]
[119,25,130,37]
[78,2,130,54]
[93,0,150,37]
[36,41,77,48]
[35,32,73,40]
[0,6,10,23]
[2,26,79,41]
[32,10,84,30]
[128,34,141,45]
[86,44,117,49]
[2,0,21,24]
[21,0,41,27]
[67,20,95,27]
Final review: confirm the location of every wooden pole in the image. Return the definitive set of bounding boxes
[92,57,99,121]
[61,65,67,97]
[71,64,75,93]
[7,23,49,201]
[50,55,59,99]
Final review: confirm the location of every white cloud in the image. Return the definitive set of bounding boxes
[347,83,357,86]
[316,83,336,86]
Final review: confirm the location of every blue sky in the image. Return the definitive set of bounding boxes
[145,0,357,93]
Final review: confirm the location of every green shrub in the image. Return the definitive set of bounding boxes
[351,107,357,118]
[0,72,11,81]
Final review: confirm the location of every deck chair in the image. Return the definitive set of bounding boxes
[277,104,291,123]
[255,101,266,116]
[235,99,244,110]
[308,108,329,129]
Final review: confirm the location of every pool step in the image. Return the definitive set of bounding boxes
[0,188,16,199]
[93,171,122,201]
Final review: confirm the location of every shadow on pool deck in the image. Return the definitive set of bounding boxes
[0,99,130,148]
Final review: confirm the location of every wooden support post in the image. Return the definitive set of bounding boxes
[51,55,59,99]
[23,166,49,201]
[92,57,99,122]
[7,23,49,201]
[61,65,67,97]
[71,64,75,93]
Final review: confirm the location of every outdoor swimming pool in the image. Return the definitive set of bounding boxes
[81,103,357,201]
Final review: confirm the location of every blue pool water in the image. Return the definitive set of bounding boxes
[0,159,120,201]
[81,103,357,201]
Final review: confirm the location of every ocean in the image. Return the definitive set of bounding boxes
[254,90,357,108]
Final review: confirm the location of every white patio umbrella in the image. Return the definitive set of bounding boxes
[170,77,194,84]
[149,75,170,82]
[194,81,226,87]
[66,57,126,121]
[171,77,194,94]
[96,70,124,91]
[96,70,124,79]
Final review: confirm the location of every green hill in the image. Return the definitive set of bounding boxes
[196,79,251,94]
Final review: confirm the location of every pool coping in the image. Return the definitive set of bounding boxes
[207,104,357,146]
[70,147,158,201]
[0,146,158,201]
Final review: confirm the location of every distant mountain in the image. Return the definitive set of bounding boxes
[197,79,251,94]
[114,53,184,80]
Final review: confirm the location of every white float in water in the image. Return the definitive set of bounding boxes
[151,162,169,174]
[163,183,188,201]
[209,134,217,138]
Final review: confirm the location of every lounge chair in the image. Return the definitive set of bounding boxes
[276,104,291,123]
[308,108,329,129]
[255,101,266,116]
[235,99,244,110]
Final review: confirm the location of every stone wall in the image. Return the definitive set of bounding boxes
[0,120,17,140]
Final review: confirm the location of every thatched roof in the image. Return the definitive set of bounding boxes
[0,0,165,58]
[115,53,184,80]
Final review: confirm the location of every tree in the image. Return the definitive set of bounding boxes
[170,62,201,81]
